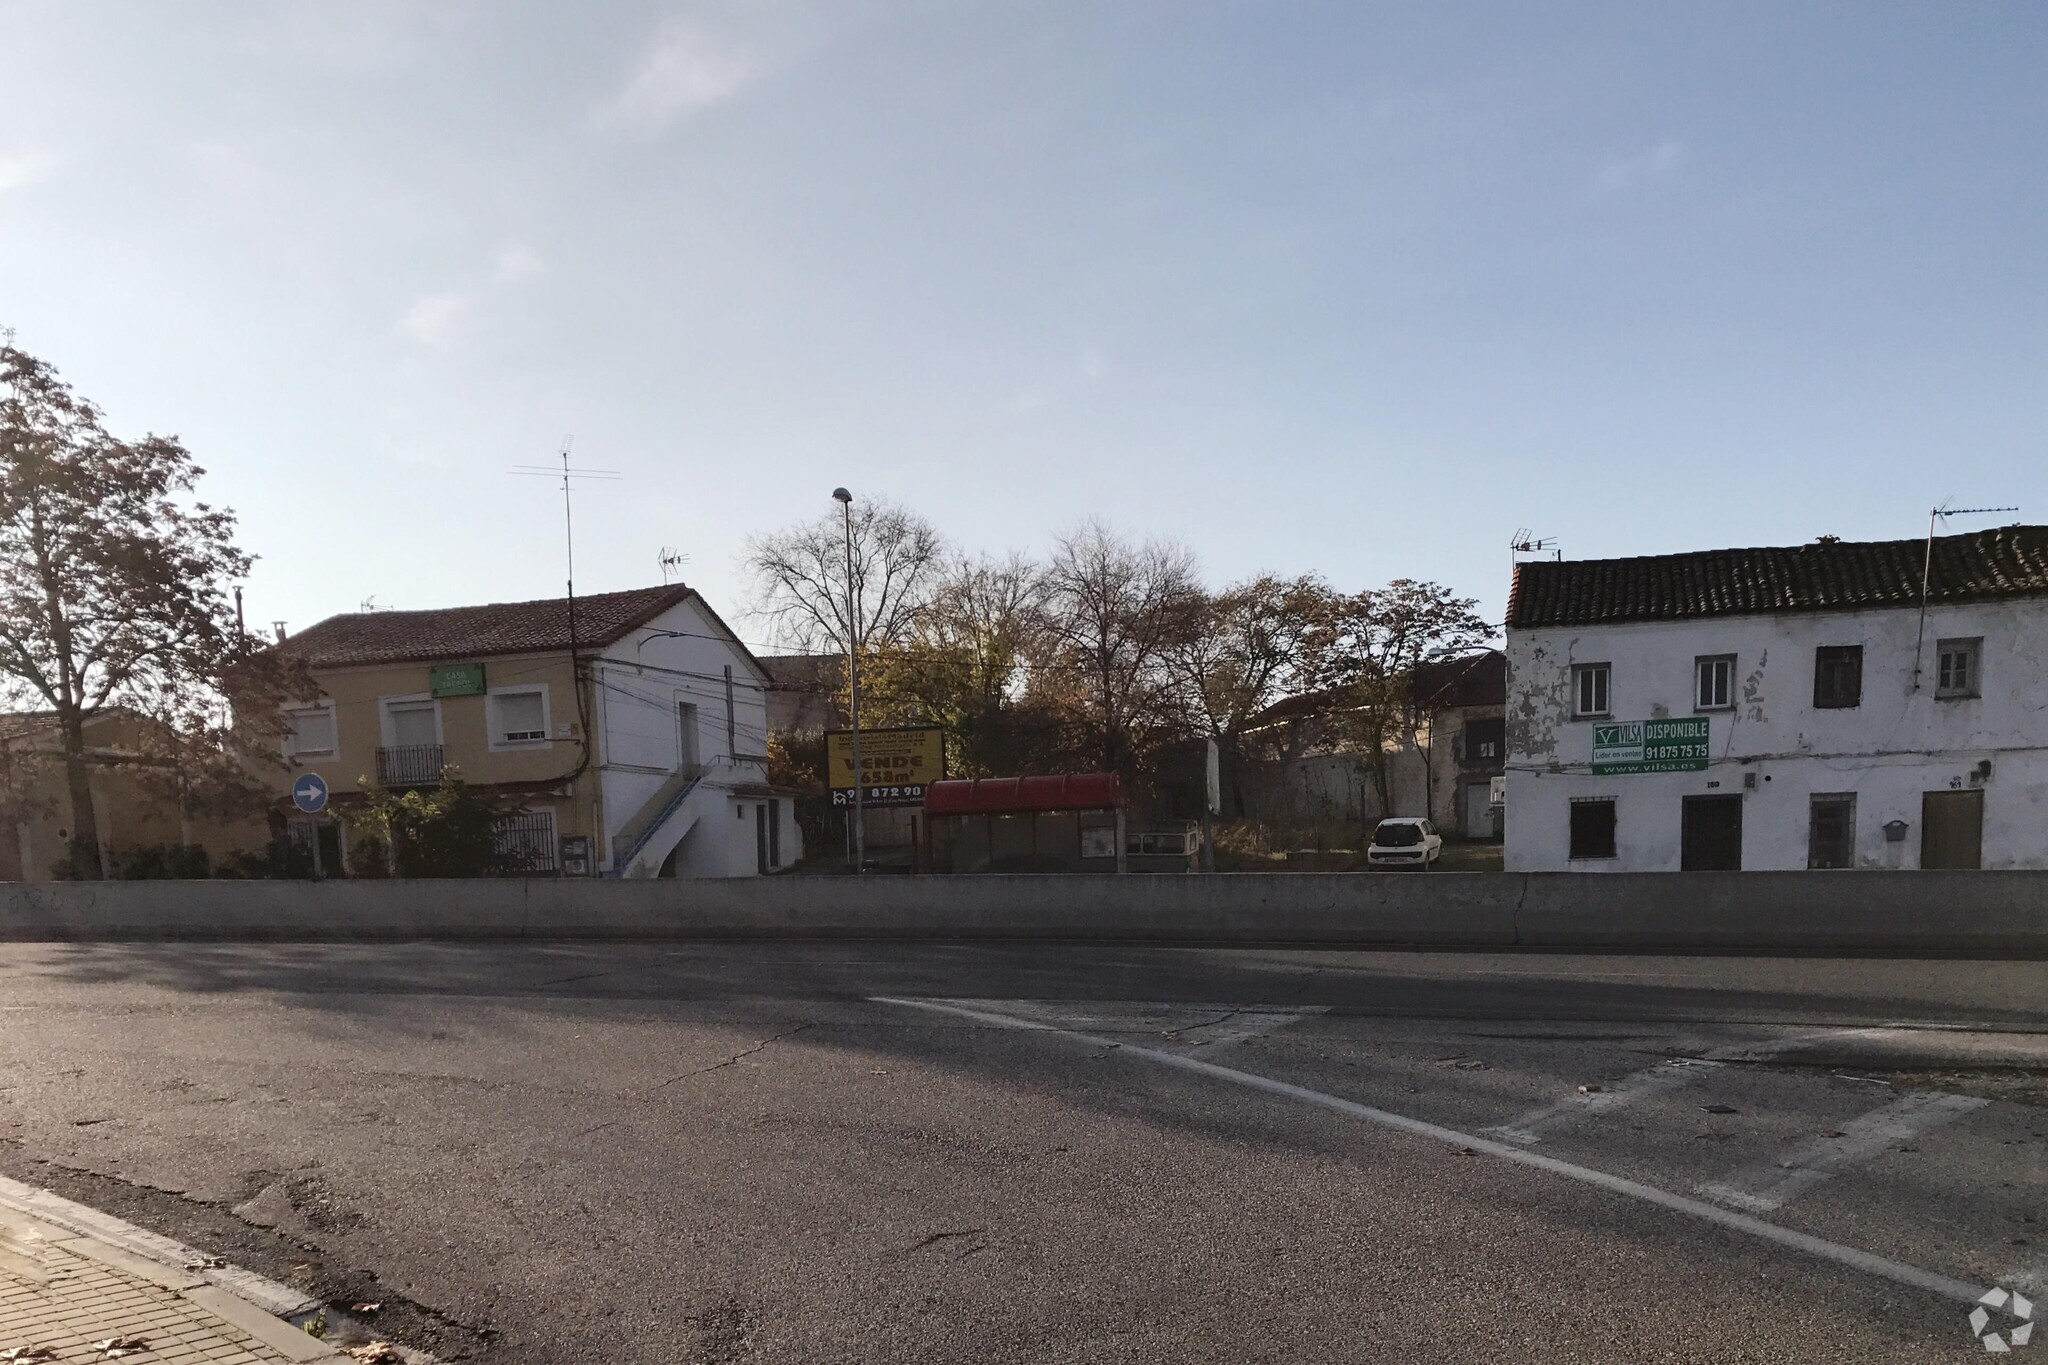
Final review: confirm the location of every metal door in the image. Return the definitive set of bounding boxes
[1463,783,1496,840]
[1681,795,1743,871]
[1921,790,1983,869]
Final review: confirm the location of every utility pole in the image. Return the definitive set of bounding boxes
[833,487,865,872]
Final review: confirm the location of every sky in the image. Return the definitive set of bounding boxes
[2,1,2044,648]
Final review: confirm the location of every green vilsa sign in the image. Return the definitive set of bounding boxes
[1592,717,1710,774]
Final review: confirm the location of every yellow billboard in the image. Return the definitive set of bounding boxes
[825,726,945,807]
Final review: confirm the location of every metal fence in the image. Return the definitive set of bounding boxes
[376,745,446,787]
[494,810,559,875]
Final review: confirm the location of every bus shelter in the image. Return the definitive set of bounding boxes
[922,774,1126,873]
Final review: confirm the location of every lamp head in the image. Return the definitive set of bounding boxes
[831,487,852,505]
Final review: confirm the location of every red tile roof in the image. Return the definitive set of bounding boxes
[281,585,698,668]
[1508,526,2048,630]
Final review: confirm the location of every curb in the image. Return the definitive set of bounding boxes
[0,1173,442,1363]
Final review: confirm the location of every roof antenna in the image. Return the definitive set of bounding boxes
[1508,530,1560,617]
[1911,500,2019,692]
[658,546,690,585]
[512,436,622,659]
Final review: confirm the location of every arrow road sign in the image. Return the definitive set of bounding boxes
[292,772,329,814]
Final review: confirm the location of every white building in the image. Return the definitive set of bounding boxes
[1504,526,2048,872]
[279,584,799,879]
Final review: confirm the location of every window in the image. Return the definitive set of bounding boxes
[1572,663,1611,718]
[381,697,439,749]
[1694,655,1735,711]
[1808,794,1856,869]
[1813,645,1863,709]
[1935,638,1981,699]
[285,703,336,757]
[1463,717,1505,762]
[489,687,549,746]
[1569,799,1616,860]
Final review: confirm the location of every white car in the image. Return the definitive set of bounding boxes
[1366,817,1443,870]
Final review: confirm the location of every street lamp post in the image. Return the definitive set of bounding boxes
[832,487,865,872]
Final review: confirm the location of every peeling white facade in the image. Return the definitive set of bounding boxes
[1506,596,2048,871]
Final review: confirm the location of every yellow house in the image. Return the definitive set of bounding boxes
[276,584,799,878]
[0,709,268,880]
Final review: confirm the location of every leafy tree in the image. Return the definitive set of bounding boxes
[1298,579,1494,811]
[1166,574,1326,740]
[862,552,1071,776]
[0,341,255,877]
[1163,573,1328,816]
[346,775,519,878]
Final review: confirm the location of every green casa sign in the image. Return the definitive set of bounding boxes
[428,663,486,697]
[1592,717,1710,775]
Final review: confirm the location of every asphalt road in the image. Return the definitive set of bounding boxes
[1,942,2044,1363]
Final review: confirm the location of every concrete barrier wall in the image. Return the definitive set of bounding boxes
[3,871,2047,951]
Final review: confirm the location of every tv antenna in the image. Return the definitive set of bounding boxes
[1911,500,2020,692]
[512,436,621,654]
[658,546,690,584]
[1509,529,1560,601]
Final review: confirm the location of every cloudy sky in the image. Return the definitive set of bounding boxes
[2,2,2043,643]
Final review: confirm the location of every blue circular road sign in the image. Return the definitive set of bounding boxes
[292,772,329,814]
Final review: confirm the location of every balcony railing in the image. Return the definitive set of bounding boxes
[377,744,446,787]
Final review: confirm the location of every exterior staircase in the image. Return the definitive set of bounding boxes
[609,763,709,878]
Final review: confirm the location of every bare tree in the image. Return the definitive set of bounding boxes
[0,342,255,877]
[744,497,947,655]
[1038,521,1203,775]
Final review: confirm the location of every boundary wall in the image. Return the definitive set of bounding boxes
[3,872,2045,952]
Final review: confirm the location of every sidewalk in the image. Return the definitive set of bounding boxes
[0,1177,415,1365]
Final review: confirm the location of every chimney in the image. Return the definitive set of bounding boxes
[273,621,288,643]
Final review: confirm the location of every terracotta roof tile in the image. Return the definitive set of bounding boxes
[1508,526,2048,630]
[281,584,696,668]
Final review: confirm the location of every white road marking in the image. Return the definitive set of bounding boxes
[872,995,1988,1306]
[944,1000,1324,1056]
[1699,1091,1991,1213]
[1479,1026,1900,1147]
[1484,1058,1725,1146]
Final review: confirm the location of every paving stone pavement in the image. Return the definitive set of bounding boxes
[0,1207,336,1365]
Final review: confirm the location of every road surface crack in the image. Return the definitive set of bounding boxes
[1170,1008,1248,1038]
[903,1228,986,1256]
[653,1023,814,1089]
